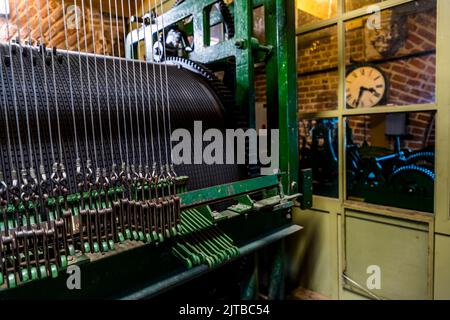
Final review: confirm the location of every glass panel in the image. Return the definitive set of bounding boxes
[345,0,436,109]
[298,26,338,112]
[346,111,435,213]
[300,118,339,198]
[345,0,383,12]
[296,0,338,28]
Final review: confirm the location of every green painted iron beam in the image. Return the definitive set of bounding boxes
[276,0,299,194]
[179,174,280,208]
[263,0,299,194]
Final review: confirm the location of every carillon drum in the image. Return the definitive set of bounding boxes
[0,46,240,191]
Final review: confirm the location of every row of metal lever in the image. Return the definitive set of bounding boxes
[0,164,186,289]
[173,209,240,270]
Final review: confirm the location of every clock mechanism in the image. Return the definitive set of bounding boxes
[346,65,387,108]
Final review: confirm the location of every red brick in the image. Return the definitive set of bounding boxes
[417,27,436,44]
[409,59,427,70]
[392,74,407,83]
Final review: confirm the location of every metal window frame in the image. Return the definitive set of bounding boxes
[296,0,441,215]
[296,0,447,300]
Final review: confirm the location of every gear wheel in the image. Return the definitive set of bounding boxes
[392,164,435,181]
[391,164,434,198]
[165,56,234,109]
[390,164,434,212]
[403,151,435,165]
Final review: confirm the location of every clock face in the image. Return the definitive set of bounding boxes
[346,66,386,108]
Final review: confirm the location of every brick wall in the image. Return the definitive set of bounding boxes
[0,0,126,57]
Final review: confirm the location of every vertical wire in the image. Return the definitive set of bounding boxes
[114,0,126,167]
[126,0,138,170]
[0,49,11,187]
[34,0,55,227]
[141,0,152,170]
[74,0,91,169]
[156,0,170,202]
[62,0,80,164]
[130,0,145,170]
[157,0,168,168]
[152,0,163,167]
[105,0,118,171]
[24,0,42,224]
[28,0,45,174]
[45,0,64,167]
[36,0,56,167]
[6,0,23,229]
[90,0,107,172]
[81,0,99,170]
[22,0,37,175]
[120,0,132,168]
[9,0,26,173]
[0,19,15,191]
[158,0,173,167]
[0,38,14,232]
[146,0,155,167]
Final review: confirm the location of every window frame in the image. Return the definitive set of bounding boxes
[295,0,449,299]
[296,0,441,216]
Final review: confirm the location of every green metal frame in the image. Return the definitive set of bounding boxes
[179,174,279,208]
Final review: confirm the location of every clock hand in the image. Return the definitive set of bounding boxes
[361,87,379,95]
[355,87,365,108]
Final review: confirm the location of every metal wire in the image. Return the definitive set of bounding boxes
[120,0,131,169]
[113,0,125,167]
[62,0,80,164]
[82,0,99,170]
[73,0,91,173]
[90,0,107,172]
[104,0,118,172]
[152,0,163,168]
[8,0,25,174]
[159,0,174,168]
[36,0,56,168]
[127,0,138,173]
[45,0,64,167]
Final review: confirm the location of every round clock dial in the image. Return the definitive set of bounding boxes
[346,66,387,109]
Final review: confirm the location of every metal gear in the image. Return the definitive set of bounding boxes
[165,56,235,108]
